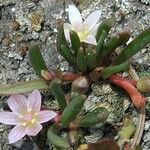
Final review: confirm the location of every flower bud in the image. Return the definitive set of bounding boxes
[137,77,150,93]
[71,76,89,93]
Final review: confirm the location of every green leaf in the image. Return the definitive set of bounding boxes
[56,21,69,55]
[114,27,150,65]
[119,123,136,139]
[119,119,136,139]
[76,47,87,72]
[70,30,81,56]
[57,22,79,71]
[86,49,97,70]
[29,45,47,78]
[47,128,70,149]
[50,79,67,111]
[96,17,116,41]
[102,30,131,58]
[96,30,108,63]
[61,44,77,67]
[61,94,86,127]
[75,107,109,127]
[0,79,49,95]
[100,62,129,79]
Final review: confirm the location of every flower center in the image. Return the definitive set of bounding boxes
[77,30,89,42]
[72,24,89,42]
[19,108,39,127]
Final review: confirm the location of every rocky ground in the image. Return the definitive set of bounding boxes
[0,0,150,149]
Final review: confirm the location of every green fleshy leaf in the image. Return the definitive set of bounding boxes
[61,94,86,127]
[76,47,87,72]
[100,62,129,79]
[61,44,78,70]
[96,17,116,41]
[0,79,49,95]
[119,122,136,139]
[114,27,150,65]
[96,30,108,63]
[47,128,70,149]
[70,30,81,56]
[56,21,69,55]
[29,45,47,78]
[86,49,97,70]
[50,79,67,111]
[102,30,131,58]
[57,22,79,71]
[75,107,109,127]
[61,44,74,62]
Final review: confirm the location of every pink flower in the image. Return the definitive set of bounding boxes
[0,90,57,144]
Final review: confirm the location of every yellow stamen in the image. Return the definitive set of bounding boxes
[31,118,36,124]
[22,122,27,126]
[27,108,32,112]
[19,110,39,127]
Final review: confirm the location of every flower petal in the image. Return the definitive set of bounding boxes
[25,124,42,136]
[38,110,57,123]
[68,5,82,25]
[0,112,18,125]
[27,90,41,112]
[7,95,27,115]
[64,23,72,42]
[84,35,97,45]
[8,125,26,144]
[90,23,100,36]
[84,10,101,32]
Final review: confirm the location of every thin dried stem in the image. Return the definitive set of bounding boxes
[129,66,145,150]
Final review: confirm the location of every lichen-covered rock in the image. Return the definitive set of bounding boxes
[28,10,44,31]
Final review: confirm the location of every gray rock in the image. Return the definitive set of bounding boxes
[31,31,39,40]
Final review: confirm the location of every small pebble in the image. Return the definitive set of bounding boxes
[31,31,39,40]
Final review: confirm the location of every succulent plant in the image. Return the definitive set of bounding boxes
[0,4,149,150]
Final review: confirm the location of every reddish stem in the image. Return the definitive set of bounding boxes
[108,74,146,108]
[53,113,61,122]
[62,73,80,81]
[41,70,80,81]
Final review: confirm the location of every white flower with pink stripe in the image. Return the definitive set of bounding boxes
[64,5,101,45]
[0,90,57,144]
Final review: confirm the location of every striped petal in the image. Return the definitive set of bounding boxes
[0,112,18,125]
[84,35,97,45]
[7,95,27,115]
[90,23,100,36]
[38,110,57,123]
[84,10,101,32]
[25,124,42,136]
[8,125,26,144]
[27,90,41,112]
[68,5,82,25]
